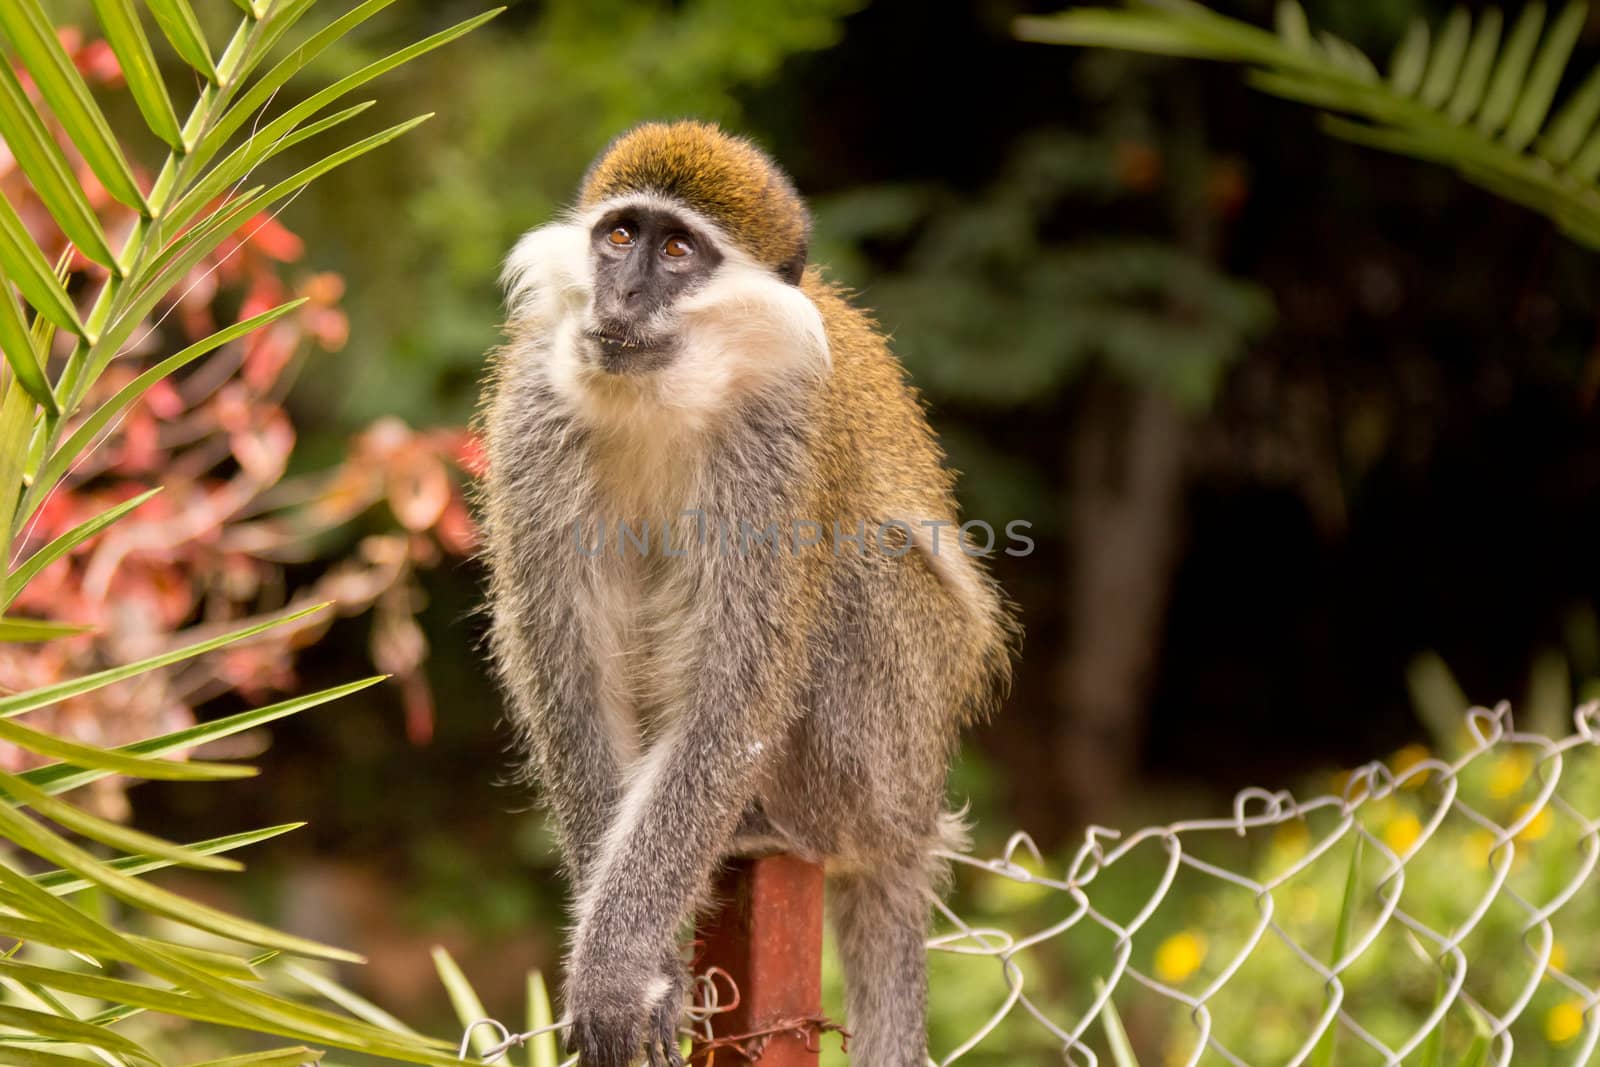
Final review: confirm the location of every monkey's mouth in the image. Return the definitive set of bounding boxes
[584,325,673,372]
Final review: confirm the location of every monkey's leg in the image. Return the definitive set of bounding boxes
[830,861,934,1067]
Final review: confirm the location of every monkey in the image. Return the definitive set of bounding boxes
[479,120,1016,1067]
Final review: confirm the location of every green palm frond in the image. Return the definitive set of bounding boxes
[0,1,502,1062]
[1017,1,1600,252]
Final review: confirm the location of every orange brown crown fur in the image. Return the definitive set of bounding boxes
[578,121,810,282]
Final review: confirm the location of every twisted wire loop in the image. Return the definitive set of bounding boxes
[459,703,1600,1065]
[455,966,746,1065]
[929,703,1600,1067]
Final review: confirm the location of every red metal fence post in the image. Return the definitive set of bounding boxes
[691,854,826,1065]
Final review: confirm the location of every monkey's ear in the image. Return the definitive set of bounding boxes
[776,244,807,285]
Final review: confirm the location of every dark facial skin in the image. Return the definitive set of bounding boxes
[586,206,724,374]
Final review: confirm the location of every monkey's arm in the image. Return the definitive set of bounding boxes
[491,597,626,893]
[565,490,812,1064]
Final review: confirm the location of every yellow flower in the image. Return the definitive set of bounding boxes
[1515,802,1554,843]
[1154,930,1209,984]
[1391,744,1431,789]
[1273,820,1310,859]
[1488,751,1532,799]
[1383,813,1423,855]
[1546,999,1586,1045]
[1462,829,1497,870]
[1551,941,1569,973]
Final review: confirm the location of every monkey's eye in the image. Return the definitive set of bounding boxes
[607,225,635,247]
[663,235,695,258]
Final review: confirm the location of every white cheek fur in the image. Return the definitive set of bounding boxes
[498,201,830,442]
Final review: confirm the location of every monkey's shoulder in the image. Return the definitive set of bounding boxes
[800,272,957,519]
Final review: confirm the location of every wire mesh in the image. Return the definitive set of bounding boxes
[458,702,1600,1066]
[929,702,1600,1066]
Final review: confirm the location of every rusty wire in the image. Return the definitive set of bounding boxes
[930,702,1600,1067]
[460,702,1600,1065]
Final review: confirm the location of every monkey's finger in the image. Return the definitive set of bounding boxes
[653,1011,683,1067]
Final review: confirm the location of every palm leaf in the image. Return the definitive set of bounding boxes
[0,274,56,413]
[89,0,184,149]
[33,823,302,897]
[0,618,90,642]
[0,195,85,336]
[1016,1,1600,252]
[2,489,162,609]
[144,0,218,85]
[0,1,146,214]
[19,676,384,797]
[0,2,501,1062]
[0,62,117,268]
[0,603,328,719]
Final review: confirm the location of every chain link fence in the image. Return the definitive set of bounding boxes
[458,703,1600,1065]
[930,702,1600,1066]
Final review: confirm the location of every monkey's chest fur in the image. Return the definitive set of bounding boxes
[485,398,957,867]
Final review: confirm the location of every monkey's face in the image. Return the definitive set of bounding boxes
[582,204,725,375]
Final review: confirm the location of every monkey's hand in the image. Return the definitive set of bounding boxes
[644,952,688,1067]
[567,947,683,1067]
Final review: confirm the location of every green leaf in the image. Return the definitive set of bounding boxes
[283,962,426,1038]
[4,489,161,610]
[34,823,301,896]
[0,603,330,720]
[1417,971,1448,1067]
[1419,9,1471,108]
[1544,65,1600,162]
[433,946,495,1055]
[528,969,558,1067]
[0,911,258,981]
[1457,1018,1490,1067]
[0,1003,157,1064]
[21,677,383,796]
[185,1052,324,1067]
[1019,3,1600,254]
[0,380,31,569]
[256,113,435,209]
[1275,2,1311,52]
[1318,32,1377,83]
[7,724,244,792]
[0,274,55,413]
[0,793,363,963]
[190,7,501,186]
[0,1047,108,1066]
[90,190,270,379]
[184,0,405,178]
[0,1,146,213]
[1448,8,1503,122]
[0,766,244,870]
[165,101,379,241]
[0,59,117,269]
[0,194,86,336]
[0,889,458,1063]
[1389,19,1430,97]
[90,0,184,148]
[1478,3,1546,136]
[1309,836,1363,1067]
[1506,0,1587,150]
[1570,116,1600,180]
[0,618,90,642]
[145,0,218,84]
[1094,979,1141,1067]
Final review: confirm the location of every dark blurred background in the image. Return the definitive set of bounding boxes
[119,0,1600,1033]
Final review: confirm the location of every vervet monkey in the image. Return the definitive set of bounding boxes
[481,121,1015,1067]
